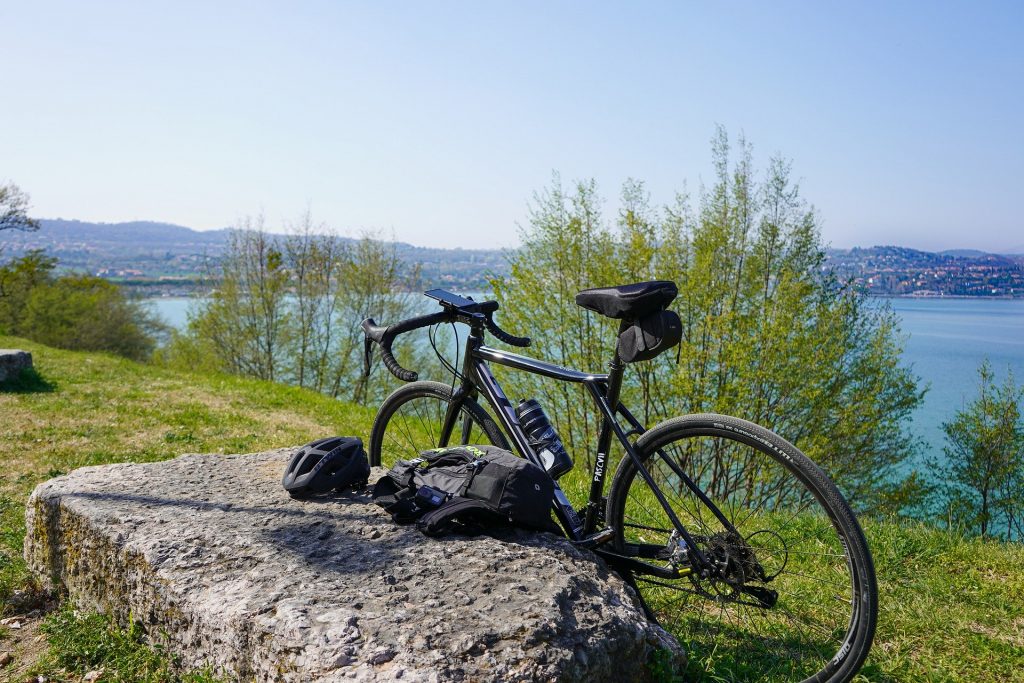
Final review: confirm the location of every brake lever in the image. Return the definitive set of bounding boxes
[363,337,373,378]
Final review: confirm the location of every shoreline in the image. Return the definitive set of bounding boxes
[138,292,1024,301]
[868,294,1024,300]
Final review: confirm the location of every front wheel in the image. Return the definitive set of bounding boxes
[368,381,510,468]
[606,413,877,683]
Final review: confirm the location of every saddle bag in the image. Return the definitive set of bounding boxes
[617,308,682,363]
[372,445,557,536]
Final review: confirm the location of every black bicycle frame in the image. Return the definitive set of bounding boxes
[433,323,719,575]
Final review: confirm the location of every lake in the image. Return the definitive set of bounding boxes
[885,297,1024,469]
[146,295,1024,467]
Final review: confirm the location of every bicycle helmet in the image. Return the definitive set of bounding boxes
[282,436,370,497]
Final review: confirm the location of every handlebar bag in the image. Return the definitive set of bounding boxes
[617,309,682,363]
[372,445,558,536]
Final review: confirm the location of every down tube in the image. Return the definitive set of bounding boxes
[471,358,585,538]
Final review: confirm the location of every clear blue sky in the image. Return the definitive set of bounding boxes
[2,1,1022,251]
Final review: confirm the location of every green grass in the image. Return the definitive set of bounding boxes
[33,606,222,683]
[0,335,376,680]
[2,335,1024,682]
[857,517,1024,682]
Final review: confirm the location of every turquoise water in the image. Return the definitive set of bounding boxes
[147,297,195,329]
[147,296,1024,464]
[885,297,1024,467]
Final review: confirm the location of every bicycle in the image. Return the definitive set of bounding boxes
[361,282,878,683]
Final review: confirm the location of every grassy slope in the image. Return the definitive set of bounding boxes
[0,336,377,680]
[1,337,1023,682]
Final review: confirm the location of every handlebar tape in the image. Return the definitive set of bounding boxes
[361,304,530,383]
[484,315,531,347]
[380,346,418,382]
[362,314,444,382]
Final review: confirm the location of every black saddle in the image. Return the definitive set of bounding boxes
[574,281,678,320]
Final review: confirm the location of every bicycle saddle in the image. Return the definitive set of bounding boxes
[574,280,678,320]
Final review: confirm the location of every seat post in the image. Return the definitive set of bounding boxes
[603,321,629,411]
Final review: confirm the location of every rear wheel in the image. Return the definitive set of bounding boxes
[606,414,877,683]
[368,381,509,468]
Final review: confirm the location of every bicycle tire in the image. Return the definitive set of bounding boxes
[368,380,510,468]
[606,413,877,683]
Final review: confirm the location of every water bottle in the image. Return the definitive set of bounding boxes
[515,399,574,479]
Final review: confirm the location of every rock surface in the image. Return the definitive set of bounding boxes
[24,449,684,682]
[0,349,32,383]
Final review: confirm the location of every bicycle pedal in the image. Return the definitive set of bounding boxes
[574,528,616,549]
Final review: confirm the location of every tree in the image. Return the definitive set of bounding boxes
[492,128,924,511]
[0,182,40,233]
[938,360,1024,540]
[169,216,423,404]
[282,212,346,392]
[1,247,163,358]
[491,175,619,465]
[16,274,163,360]
[336,233,423,403]
[0,250,58,334]
[186,217,291,381]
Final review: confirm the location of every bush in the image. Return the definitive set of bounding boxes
[491,128,924,513]
[936,360,1024,540]
[19,275,163,360]
[0,252,164,360]
[0,249,56,334]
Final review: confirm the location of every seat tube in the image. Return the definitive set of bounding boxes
[584,343,627,532]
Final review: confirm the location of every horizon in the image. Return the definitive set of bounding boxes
[12,216,1024,256]
[3,2,1022,252]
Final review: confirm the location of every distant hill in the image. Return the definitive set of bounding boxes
[938,249,988,258]
[31,219,232,246]
[4,222,1022,297]
[827,245,1024,297]
[0,219,510,290]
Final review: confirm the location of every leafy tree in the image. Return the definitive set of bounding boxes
[938,360,1024,540]
[283,212,345,392]
[167,216,422,403]
[18,274,164,360]
[0,182,40,233]
[492,128,923,511]
[490,175,619,464]
[0,250,58,334]
[333,232,423,403]
[1,187,163,359]
[1,249,163,359]
[185,217,292,381]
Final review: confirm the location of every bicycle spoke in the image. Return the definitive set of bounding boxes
[612,425,870,682]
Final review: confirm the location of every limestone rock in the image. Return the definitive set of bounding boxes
[24,449,684,682]
[0,349,32,383]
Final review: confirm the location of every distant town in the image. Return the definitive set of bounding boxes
[2,220,1023,298]
[827,246,1024,297]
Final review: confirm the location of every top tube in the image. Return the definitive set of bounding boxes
[475,346,609,384]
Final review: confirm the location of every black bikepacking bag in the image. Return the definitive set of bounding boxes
[371,444,557,536]
[617,308,682,363]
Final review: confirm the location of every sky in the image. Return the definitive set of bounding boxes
[2,1,1022,251]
